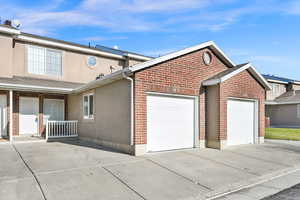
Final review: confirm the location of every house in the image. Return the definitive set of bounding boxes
[0,22,151,141]
[0,21,271,156]
[263,74,300,127]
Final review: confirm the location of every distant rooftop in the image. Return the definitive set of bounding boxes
[0,23,152,61]
[95,45,154,59]
[263,74,300,84]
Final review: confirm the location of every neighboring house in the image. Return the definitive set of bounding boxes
[0,22,271,156]
[0,23,151,141]
[263,74,300,127]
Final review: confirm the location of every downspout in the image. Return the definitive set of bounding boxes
[122,71,134,146]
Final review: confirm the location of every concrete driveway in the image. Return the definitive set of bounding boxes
[1,140,300,200]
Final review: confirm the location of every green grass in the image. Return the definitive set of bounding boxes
[265,128,300,141]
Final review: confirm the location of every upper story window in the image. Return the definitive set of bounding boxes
[83,93,94,119]
[27,45,62,76]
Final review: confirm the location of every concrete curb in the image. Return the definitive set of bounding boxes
[206,166,300,200]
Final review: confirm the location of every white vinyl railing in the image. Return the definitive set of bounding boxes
[46,120,78,140]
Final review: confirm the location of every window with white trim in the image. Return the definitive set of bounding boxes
[27,45,62,76]
[83,94,94,119]
[297,104,300,119]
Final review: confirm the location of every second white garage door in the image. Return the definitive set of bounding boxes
[147,94,196,152]
[227,99,256,146]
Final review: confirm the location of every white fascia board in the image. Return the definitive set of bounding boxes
[126,53,152,61]
[265,101,300,105]
[0,82,73,93]
[220,63,251,82]
[248,66,272,90]
[130,41,235,72]
[266,79,288,84]
[202,63,251,86]
[17,35,125,60]
[202,79,221,86]
[202,63,272,90]
[73,69,127,93]
[0,26,20,35]
[209,42,235,67]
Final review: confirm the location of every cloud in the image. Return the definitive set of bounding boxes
[1,0,298,36]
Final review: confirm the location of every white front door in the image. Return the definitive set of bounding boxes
[0,95,7,138]
[227,99,256,146]
[147,94,195,152]
[19,97,39,135]
[43,99,65,123]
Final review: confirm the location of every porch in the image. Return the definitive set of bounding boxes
[0,91,79,142]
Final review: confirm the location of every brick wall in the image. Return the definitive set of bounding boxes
[219,70,266,140]
[134,48,228,145]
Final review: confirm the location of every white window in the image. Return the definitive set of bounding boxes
[297,104,300,119]
[28,45,62,76]
[83,94,94,119]
[43,99,65,124]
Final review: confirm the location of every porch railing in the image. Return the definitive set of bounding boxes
[46,120,78,140]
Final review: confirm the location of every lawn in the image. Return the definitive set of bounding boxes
[265,128,300,141]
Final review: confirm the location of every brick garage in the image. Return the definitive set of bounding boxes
[129,42,270,154]
[72,41,270,155]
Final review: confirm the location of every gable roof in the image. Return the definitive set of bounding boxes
[129,41,235,72]
[202,63,271,90]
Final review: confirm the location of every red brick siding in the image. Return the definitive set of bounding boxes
[134,48,229,145]
[219,70,266,140]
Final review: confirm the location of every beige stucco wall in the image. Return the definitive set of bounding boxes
[293,84,300,90]
[0,35,13,77]
[12,41,125,83]
[266,104,300,126]
[0,34,145,83]
[266,82,286,100]
[206,85,220,147]
[68,79,131,151]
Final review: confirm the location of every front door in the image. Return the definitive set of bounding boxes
[0,95,7,138]
[19,97,39,135]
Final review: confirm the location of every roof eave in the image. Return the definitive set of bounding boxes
[72,69,129,94]
[129,41,235,72]
[202,63,272,90]
[0,83,73,94]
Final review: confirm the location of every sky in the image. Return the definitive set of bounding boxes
[1,0,300,79]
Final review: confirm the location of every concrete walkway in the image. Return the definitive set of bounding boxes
[1,139,300,200]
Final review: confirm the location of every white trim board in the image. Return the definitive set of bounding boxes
[129,41,235,72]
[203,63,271,90]
[265,101,300,105]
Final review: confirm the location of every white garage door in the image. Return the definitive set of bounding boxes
[147,94,195,152]
[227,99,256,146]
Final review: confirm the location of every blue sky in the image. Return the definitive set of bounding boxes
[1,0,300,79]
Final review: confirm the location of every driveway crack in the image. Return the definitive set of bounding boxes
[12,144,47,200]
[145,158,212,191]
[102,166,147,200]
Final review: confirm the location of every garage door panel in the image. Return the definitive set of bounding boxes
[147,95,195,152]
[227,99,255,146]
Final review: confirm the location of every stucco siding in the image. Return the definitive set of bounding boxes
[266,104,300,126]
[12,41,125,83]
[0,35,13,77]
[206,85,220,144]
[266,82,286,100]
[68,79,131,149]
